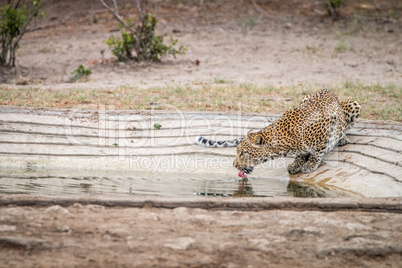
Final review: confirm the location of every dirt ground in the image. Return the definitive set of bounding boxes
[1,0,400,88]
[0,197,401,267]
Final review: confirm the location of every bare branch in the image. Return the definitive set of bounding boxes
[99,0,136,32]
[327,0,335,18]
[112,0,118,14]
[12,0,22,9]
[250,0,261,12]
[154,1,158,19]
[144,0,149,16]
[135,0,145,23]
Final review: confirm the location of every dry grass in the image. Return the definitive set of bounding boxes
[0,81,400,121]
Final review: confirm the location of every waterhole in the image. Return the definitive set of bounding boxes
[0,168,348,198]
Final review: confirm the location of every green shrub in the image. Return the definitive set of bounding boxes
[0,0,47,67]
[100,0,187,61]
[104,12,186,62]
[71,65,92,81]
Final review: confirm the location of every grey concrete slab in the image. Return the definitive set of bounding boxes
[0,106,401,197]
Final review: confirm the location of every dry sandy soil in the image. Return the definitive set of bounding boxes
[1,0,400,88]
[0,196,401,267]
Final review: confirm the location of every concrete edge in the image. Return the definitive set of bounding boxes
[1,195,401,213]
[1,105,401,125]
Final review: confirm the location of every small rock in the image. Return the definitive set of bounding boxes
[102,230,121,242]
[313,218,344,227]
[126,237,140,249]
[0,236,52,249]
[249,238,271,251]
[0,225,16,232]
[86,204,105,212]
[249,234,286,251]
[4,207,25,216]
[172,207,190,217]
[28,223,42,228]
[284,22,292,29]
[345,222,372,231]
[72,203,84,209]
[316,237,397,258]
[288,227,322,236]
[266,234,287,243]
[102,234,113,241]
[45,205,70,215]
[194,214,214,221]
[303,226,322,235]
[57,225,70,233]
[163,237,195,250]
[219,242,238,250]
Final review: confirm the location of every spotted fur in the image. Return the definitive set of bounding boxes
[233,89,361,175]
[196,89,361,175]
[196,93,316,148]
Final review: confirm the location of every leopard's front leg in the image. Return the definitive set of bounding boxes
[301,151,324,173]
[287,153,310,174]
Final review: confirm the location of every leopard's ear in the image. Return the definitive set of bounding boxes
[246,130,255,140]
[247,130,264,148]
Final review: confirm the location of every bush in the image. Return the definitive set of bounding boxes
[0,0,47,67]
[101,0,186,62]
[71,65,92,81]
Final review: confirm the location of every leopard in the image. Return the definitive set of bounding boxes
[196,89,361,178]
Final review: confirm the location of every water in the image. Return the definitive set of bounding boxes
[0,168,338,198]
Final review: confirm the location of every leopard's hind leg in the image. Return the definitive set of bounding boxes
[339,100,361,146]
[340,100,361,129]
[337,136,350,146]
[299,94,312,108]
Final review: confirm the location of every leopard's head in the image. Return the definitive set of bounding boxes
[233,130,272,178]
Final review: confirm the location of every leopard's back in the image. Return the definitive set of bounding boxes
[274,89,346,151]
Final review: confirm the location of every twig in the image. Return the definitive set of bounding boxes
[99,0,136,32]
[112,0,118,15]
[11,0,22,9]
[135,0,145,23]
[327,0,335,18]
[250,0,261,12]
[154,0,158,19]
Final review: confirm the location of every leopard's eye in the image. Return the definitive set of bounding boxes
[239,152,248,157]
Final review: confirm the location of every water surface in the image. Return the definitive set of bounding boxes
[0,168,342,198]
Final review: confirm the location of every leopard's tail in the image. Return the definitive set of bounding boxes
[196,136,244,148]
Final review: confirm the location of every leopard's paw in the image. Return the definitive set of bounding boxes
[287,163,302,174]
[338,136,350,147]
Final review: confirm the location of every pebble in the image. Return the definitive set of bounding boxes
[0,225,16,232]
[163,237,195,250]
[45,205,70,215]
[86,204,105,212]
[72,203,84,209]
[57,225,70,233]
[344,222,372,231]
[172,207,191,218]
